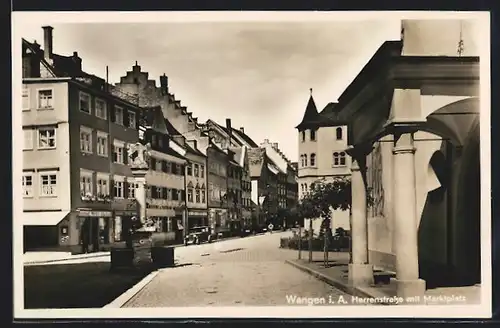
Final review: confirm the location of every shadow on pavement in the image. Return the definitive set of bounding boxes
[24,261,151,309]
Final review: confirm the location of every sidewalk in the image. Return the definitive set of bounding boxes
[285,252,482,305]
[23,234,258,265]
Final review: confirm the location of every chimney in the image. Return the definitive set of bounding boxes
[133,61,141,72]
[42,26,53,61]
[239,127,245,134]
[225,119,232,148]
[159,73,168,95]
[72,51,82,71]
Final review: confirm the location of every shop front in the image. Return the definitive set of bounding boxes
[186,209,208,229]
[77,209,113,253]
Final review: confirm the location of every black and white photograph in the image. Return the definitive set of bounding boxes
[12,11,491,319]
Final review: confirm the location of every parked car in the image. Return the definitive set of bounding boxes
[184,226,215,245]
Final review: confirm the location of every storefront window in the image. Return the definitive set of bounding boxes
[114,216,122,242]
[99,217,110,244]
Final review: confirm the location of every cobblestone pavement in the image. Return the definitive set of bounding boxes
[124,232,353,307]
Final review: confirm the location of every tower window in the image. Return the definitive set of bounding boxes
[304,154,308,167]
[333,152,347,167]
[336,127,343,140]
[301,131,306,142]
[310,129,316,141]
[310,153,316,166]
[300,155,305,167]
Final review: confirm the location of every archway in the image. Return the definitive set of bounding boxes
[417,98,481,288]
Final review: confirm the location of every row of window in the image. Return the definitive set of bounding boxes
[186,162,205,179]
[300,152,347,168]
[22,171,58,197]
[186,187,206,204]
[22,88,137,129]
[208,161,227,176]
[150,157,185,176]
[79,170,136,199]
[23,126,56,150]
[300,127,344,142]
[22,88,54,111]
[147,185,185,202]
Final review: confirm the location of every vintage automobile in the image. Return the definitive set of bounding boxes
[184,226,215,245]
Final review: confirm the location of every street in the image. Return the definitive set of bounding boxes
[123,231,352,307]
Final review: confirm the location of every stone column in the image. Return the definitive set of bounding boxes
[392,131,426,299]
[348,158,374,286]
[133,174,147,224]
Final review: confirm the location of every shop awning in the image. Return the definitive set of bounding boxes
[24,211,69,226]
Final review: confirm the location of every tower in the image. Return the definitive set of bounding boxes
[295,89,351,231]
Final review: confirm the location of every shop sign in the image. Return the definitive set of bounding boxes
[188,211,207,217]
[78,210,113,217]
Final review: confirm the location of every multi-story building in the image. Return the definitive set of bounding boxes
[114,66,211,232]
[235,146,252,230]
[206,143,229,235]
[260,139,299,226]
[22,26,141,253]
[138,106,187,242]
[203,118,247,235]
[295,91,351,233]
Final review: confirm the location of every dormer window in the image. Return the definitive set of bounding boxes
[301,131,306,142]
[336,127,343,140]
[310,129,316,141]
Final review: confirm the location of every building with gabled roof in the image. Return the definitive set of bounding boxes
[114,65,226,235]
[21,26,144,253]
[295,89,351,233]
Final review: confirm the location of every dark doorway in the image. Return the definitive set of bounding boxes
[456,138,481,286]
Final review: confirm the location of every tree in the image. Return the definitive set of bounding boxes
[296,176,373,264]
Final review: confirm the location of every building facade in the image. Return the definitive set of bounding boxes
[183,139,208,229]
[206,144,229,235]
[22,26,141,253]
[138,106,187,242]
[114,64,210,232]
[330,20,481,298]
[295,92,351,233]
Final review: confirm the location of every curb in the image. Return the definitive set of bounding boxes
[103,269,160,308]
[285,259,391,305]
[24,252,110,265]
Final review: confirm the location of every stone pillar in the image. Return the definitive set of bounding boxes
[134,174,147,224]
[348,158,374,286]
[392,131,426,299]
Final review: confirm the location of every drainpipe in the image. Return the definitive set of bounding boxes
[183,161,189,240]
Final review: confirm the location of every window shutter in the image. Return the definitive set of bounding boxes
[124,109,130,127]
[162,187,168,199]
[123,180,129,198]
[123,146,128,165]
[151,158,156,169]
[151,186,157,199]
[110,106,116,123]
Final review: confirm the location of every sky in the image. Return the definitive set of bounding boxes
[19,19,402,161]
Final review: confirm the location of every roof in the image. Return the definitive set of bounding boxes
[163,118,205,157]
[232,128,259,148]
[295,94,348,131]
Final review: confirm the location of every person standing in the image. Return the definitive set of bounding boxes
[268,223,274,234]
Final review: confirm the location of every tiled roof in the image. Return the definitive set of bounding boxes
[295,96,347,130]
